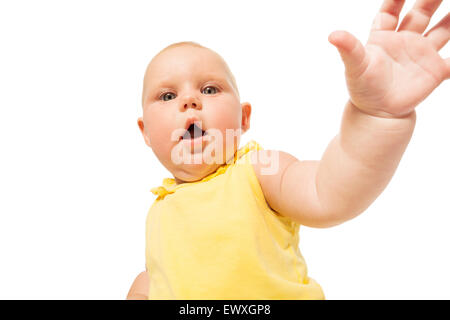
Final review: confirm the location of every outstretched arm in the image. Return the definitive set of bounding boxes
[253,106,415,228]
[253,0,449,228]
[315,100,415,227]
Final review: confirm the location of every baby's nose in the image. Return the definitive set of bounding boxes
[185,102,198,108]
[181,97,202,110]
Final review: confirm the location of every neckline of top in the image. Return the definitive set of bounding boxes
[150,140,262,199]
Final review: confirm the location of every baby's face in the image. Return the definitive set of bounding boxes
[138,45,251,184]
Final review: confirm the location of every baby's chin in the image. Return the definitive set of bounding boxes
[172,161,223,185]
[167,138,239,184]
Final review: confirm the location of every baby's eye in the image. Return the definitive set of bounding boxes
[202,86,218,95]
[161,92,176,101]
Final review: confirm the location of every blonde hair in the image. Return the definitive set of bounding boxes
[143,41,240,104]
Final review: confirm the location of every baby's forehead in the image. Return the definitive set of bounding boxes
[146,45,229,79]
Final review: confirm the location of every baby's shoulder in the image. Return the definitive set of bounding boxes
[249,149,298,180]
[248,150,300,211]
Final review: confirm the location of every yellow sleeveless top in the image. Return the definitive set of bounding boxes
[146,140,324,299]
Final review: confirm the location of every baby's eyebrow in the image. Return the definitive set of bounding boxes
[151,77,175,88]
[199,73,228,81]
[152,73,231,89]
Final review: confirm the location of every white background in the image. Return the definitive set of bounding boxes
[0,0,449,299]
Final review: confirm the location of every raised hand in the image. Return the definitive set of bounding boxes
[329,0,450,118]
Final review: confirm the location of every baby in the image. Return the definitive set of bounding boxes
[127,0,450,299]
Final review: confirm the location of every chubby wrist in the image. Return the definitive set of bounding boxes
[339,99,416,166]
[349,99,417,120]
[344,100,417,133]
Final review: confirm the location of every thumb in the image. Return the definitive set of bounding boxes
[328,30,368,78]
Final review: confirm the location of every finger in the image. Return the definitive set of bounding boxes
[371,0,406,32]
[328,31,369,78]
[446,58,450,79]
[397,0,443,34]
[424,12,450,51]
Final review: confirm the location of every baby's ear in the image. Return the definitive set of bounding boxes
[137,117,151,148]
[241,102,252,134]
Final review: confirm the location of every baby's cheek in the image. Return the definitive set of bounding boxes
[211,106,241,131]
[212,123,243,162]
[145,119,175,158]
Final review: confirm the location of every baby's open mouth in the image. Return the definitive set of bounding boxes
[181,123,207,140]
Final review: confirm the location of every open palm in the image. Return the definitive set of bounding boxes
[329,0,450,118]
